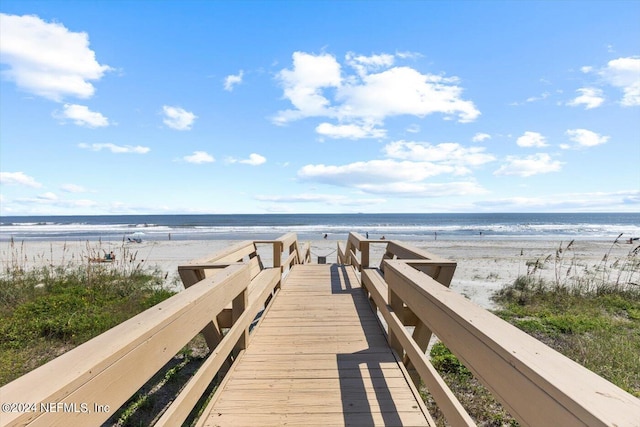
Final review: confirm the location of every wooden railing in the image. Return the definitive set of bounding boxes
[3,232,638,427]
[0,233,308,427]
[340,232,640,426]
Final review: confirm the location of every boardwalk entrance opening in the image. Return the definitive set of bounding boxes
[2,232,638,427]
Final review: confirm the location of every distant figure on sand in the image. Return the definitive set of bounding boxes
[323,234,328,239]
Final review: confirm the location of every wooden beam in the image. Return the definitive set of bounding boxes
[157,269,280,426]
[0,264,251,427]
[362,269,473,426]
[383,260,640,427]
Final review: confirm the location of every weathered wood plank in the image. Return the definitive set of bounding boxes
[201,263,433,426]
[384,259,640,427]
[202,411,432,427]
[1,264,251,427]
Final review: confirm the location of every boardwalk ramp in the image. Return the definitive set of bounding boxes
[203,264,430,426]
[1,232,639,427]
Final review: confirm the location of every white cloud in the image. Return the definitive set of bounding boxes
[383,141,495,171]
[516,131,548,148]
[241,153,266,166]
[354,181,487,197]
[38,192,58,200]
[183,151,215,164]
[0,13,111,101]
[567,87,604,109]
[0,171,42,187]
[78,143,150,154]
[564,129,609,148]
[345,52,395,77]
[494,153,563,177]
[61,183,88,193]
[224,70,244,91]
[255,193,387,206]
[297,159,488,197]
[472,133,491,143]
[274,51,342,124]
[57,103,109,127]
[406,124,421,133]
[299,160,456,185]
[273,51,480,135]
[226,153,267,166]
[315,122,386,139]
[296,138,494,198]
[525,92,550,103]
[336,66,480,123]
[162,105,197,130]
[600,57,640,106]
[475,190,640,211]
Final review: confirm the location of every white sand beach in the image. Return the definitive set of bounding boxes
[1,237,635,310]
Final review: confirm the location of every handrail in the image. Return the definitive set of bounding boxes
[346,235,640,425]
[369,258,640,426]
[0,264,252,427]
[0,233,302,427]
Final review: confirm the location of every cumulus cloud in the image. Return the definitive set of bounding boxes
[226,153,267,166]
[315,122,386,139]
[345,51,395,76]
[57,103,109,127]
[0,171,42,187]
[224,70,244,91]
[494,153,563,177]
[582,57,640,107]
[273,51,479,138]
[0,13,111,101]
[472,133,491,143]
[600,57,640,106]
[298,160,454,185]
[564,129,609,149]
[516,131,548,148]
[274,52,342,124]
[567,87,604,109]
[383,141,495,172]
[296,139,493,197]
[61,183,88,193]
[78,143,150,154]
[183,151,215,164]
[162,106,197,130]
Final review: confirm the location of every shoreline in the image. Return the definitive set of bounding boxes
[1,238,636,310]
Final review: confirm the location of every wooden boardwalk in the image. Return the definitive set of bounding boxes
[4,234,638,427]
[200,264,432,427]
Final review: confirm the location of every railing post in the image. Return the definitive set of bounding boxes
[361,240,370,269]
[388,285,404,358]
[273,241,282,270]
[232,288,248,356]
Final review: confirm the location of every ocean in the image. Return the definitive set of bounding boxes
[1,213,638,243]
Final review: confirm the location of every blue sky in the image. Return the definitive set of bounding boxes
[1,0,639,215]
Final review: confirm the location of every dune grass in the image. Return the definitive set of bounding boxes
[0,241,175,386]
[424,239,640,425]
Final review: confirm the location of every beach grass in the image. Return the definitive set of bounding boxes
[423,240,640,425]
[0,241,218,426]
[0,241,175,386]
